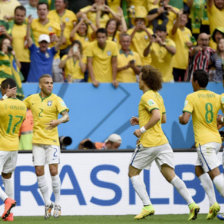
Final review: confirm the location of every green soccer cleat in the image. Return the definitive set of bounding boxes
[188,203,200,221]
[134,205,155,220]
[207,202,220,220]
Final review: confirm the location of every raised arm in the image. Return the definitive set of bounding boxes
[55,22,65,51]
[26,15,33,47]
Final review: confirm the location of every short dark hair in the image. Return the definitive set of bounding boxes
[156,25,167,32]
[141,65,162,91]
[14,5,26,14]
[39,74,52,83]
[1,78,16,90]
[193,70,209,88]
[96,28,107,36]
[37,2,49,10]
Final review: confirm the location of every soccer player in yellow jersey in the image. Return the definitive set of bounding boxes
[129,65,199,221]
[24,75,69,219]
[179,70,224,220]
[0,78,26,221]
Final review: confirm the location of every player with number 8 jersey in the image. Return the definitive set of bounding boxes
[179,70,223,220]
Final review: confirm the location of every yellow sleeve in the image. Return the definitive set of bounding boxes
[142,95,159,113]
[56,96,69,114]
[111,42,118,56]
[23,96,31,109]
[221,94,224,113]
[183,95,193,114]
[86,43,93,58]
[161,98,166,114]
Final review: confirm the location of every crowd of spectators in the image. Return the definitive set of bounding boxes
[0,0,224,92]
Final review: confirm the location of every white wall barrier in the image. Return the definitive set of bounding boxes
[2,151,224,216]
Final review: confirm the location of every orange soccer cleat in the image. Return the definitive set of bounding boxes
[1,198,16,220]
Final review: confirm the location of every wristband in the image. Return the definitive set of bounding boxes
[221,116,224,123]
[140,126,146,133]
[2,95,8,100]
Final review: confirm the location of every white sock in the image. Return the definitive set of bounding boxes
[0,187,8,202]
[213,174,224,197]
[2,177,14,199]
[51,175,60,205]
[130,175,151,206]
[199,173,216,206]
[37,175,51,205]
[171,176,194,205]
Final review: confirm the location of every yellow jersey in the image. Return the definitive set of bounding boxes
[150,38,176,82]
[183,90,222,147]
[107,0,121,12]
[208,4,224,35]
[61,55,86,80]
[31,18,60,47]
[172,27,192,69]
[127,28,153,65]
[138,90,168,147]
[48,9,77,49]
[0,98,26,151]
[117,49,141,82]
[24,93,69,146]
[86,40,118,82]
[221,93,224,113]
[11,23,30,62]
[80,5,111,28]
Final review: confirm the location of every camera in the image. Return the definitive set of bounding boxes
[73,45,78,54]
[7,46,13,52]
[59,136,72,150]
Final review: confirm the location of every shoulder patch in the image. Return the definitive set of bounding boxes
[221,95,224,104]
[60,101,66,107]
[184,100,188,107]
[148,99,155,106]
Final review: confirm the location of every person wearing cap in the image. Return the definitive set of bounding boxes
[78,133,122,150]
[127,6,153,66]
[210,27,224,50]
[144,24,176,82]
[25,15,65,82]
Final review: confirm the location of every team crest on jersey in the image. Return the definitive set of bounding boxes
[48,27,53,31]
[184,100,188,106]
[144,35,148,40]
[47,101,52,106]
[65,17,69,22]
[148,99,155,106]
[107,51,111,56]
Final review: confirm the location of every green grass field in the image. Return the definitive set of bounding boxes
[11,214,215,224]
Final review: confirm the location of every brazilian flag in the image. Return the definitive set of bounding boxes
[0,52,24,99]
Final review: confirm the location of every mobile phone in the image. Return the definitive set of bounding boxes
[73,45,78,53]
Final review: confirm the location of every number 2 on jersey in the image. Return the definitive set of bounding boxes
[205,103,213,123]
[6,115,24,134]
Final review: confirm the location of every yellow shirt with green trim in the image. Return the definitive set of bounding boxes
[80,5,111,28]
[172,27,192,69]
[48,9,77,49]
[150,38,176,82]
[31,18,60,47]
[138,90,168,147]
[183,89,222,147]
[0,98,26,151]
[11,23,30,62]
[207,3,224,35]
[61,55,86,80]
[24,93,69,146]
[117,49,141,82]
[86,40,118,82]
[71,32,92,56]
[127,28,153,65]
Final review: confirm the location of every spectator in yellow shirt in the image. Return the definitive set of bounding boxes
[117,33,141,83]
[86,28,118,88]
[48,0,77,57]
[59,40,86,82]
[10,6,30,82]
[127,6,153,65]
[0,0,20,20]
[171,11,193,81]
[144,25,176,82]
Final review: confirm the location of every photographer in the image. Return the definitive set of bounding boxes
[116,33,141,83]
[0,37,24,99]
[59,40,86,82]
